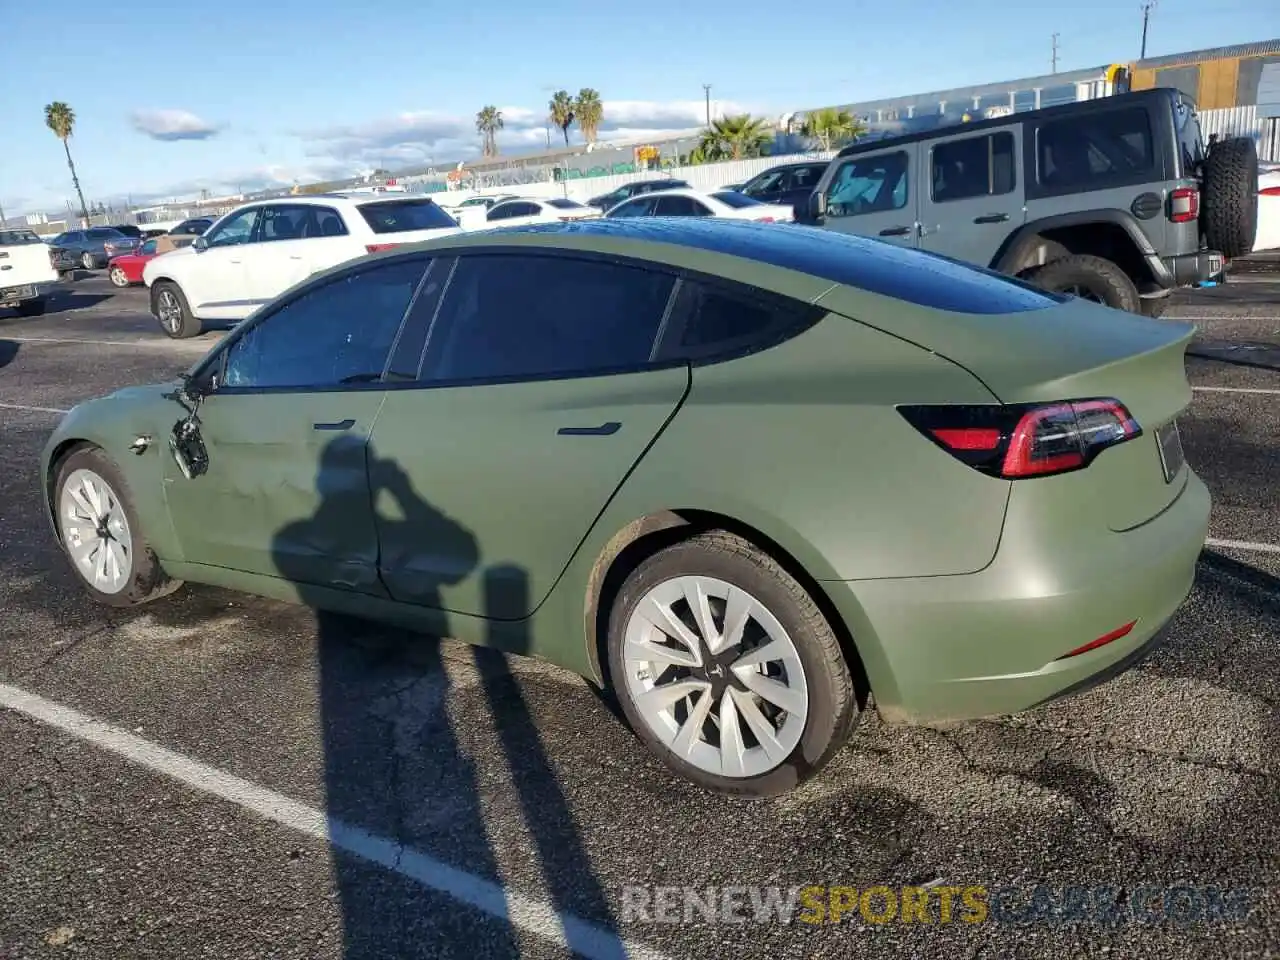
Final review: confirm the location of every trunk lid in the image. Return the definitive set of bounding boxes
[818,288,1197,531]
[0,239,59,285]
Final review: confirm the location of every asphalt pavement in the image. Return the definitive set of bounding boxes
[0,274,1277,959]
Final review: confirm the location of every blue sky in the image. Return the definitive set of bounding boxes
[1,0,1270,216]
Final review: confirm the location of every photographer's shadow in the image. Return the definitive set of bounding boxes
[271,436,616,957]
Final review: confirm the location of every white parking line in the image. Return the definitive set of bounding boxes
[1192,386,1280,395]
[5,336,211,348]
[0,681,670,960]
[1206,537,1280,555]
[0,401,70,414]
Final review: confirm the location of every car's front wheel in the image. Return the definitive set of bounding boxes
[109,266,130,287]
[151,280,201,339]
[81,252,96,270]
[53,446,182,607]
[606,530,858,798]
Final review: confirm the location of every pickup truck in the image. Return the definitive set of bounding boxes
[0,229,61,316]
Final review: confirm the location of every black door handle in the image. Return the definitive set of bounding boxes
[879,226,912,236]
[557,421,621,437]
[974,213,1010,224]
[314,418,355,431]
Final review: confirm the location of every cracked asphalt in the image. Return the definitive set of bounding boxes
[0,273,1277,959]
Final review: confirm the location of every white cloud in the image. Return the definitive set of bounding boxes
[130,109,222,142]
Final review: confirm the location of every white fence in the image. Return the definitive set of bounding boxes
[1199,106,1279,161]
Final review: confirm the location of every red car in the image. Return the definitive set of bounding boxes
[107,238,162,287]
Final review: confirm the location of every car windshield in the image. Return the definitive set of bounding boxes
[0,230,43,245]
[710,191,761,208]
[358,199,458,233]
[545,198,585,209]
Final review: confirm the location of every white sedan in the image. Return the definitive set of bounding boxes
[605,188,795,222]
[1255,159,1280,252]
[476,197,601,230]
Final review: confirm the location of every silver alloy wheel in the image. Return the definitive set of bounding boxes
[109,266,129,287]
[81,252,95,270]
[623,575,809,778]
[157,289,181,332]
[59,467,133,595]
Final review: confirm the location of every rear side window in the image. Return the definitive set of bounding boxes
[422,254,676,382]
[1037,106,1155,189]
[710,191,760,208]
[654,195,709,216]
[87,228,120,239]
[668,279,818,360]
[545,198,585,209]
[359,199,457,233]
[931,132,1016,201]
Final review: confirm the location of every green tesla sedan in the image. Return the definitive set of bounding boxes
[40,218,1210,797]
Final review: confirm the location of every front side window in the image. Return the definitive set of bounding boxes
[1038,107,1155,189]
[608,196,657,218]
[931,132,1016,202]
[742,169,787,196]
[220,258,428,389]
[654,195,709,216]
[825,151,910,217]
[205,208,261,248]
[423,254,675,382]
[257,205,310,242]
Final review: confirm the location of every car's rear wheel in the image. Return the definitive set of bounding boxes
[15,298,46,317]
[1201,136,1258,260]
[1025,254,1142,313]
[81,252,96,270]
[606,530,857,798]
[53,446,182,608]
[151,281,201,339]
[109,266,130,287]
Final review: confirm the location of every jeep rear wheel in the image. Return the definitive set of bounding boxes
[1201,136,1258,260]
[1025,255,1142,313]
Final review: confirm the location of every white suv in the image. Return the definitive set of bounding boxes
[142,193,462,338]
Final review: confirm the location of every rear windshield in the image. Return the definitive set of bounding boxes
[710,191,760,208]
[545,198,585,209]
[358,199,457,233]
[0,230,43,245]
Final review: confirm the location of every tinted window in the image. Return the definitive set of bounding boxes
[826,151,909,216]
[742,169,787,196]
[258,205,309,242]
[710,191,760,208]
[359,199,457,233]
[545,198,585,209]
[0,230,42,244]
[487,202,539,221]
[205,208,260,247]
[87,228,121,239]
[654,195,709,216]
[1038,107,1155,188]
[608,196,657,218]
[931,132,1016,201]
[140,239,158,255]
[423,254,675,382]
[221,258,428,389]
[675,281,790,351]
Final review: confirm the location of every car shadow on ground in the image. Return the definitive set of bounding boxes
[0,340,17,369]
[270,436,620,957]
[47,292,113,312]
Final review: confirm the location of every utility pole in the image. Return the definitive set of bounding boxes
[1140,1,1156,60]
[0,198,6,226]
[703,84,712,127]
[1051,33,1060,74]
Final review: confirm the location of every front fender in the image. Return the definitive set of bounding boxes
[41,384,186,562]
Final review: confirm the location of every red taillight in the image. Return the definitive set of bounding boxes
[1056,620,1137,660]
[366,243,401,254]
[899,398,1142,479]
[1260,186,1280,197]
[1169,186,1199,222]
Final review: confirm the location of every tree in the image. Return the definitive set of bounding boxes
[800,107,865,152]
[697,114,774,161]
[475,106,503,158]
[548,90,575,146]
[574,88,603,145]
[45,102,89,223]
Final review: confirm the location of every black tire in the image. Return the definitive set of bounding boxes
[15,298,47,317]
[151,280,201,339]
[81,251,96,270]
[1201,136,1258,260]
[1139,297,1170,319]
[606,529,858,798]
[1024,254,1142,313]
[52,445,183,608]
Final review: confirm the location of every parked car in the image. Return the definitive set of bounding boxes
[142,193,462,338]
[476,197,601,229]
[0,228,61,315]
[586,178,692,210]
[1254,159,1280,252]
[48,226,132,270]
[103,232,143,259]
[169,218,214,237]
[797,87,1257,317]
[735,160,830,210]
[110,224,144,239]
[107,237,165,287]
[43,218,1208,797]
[605,188,795,222]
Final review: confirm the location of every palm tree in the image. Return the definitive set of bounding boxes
[573,88,603,145]
[475,106,503,158]
[549,90,575,146]
[45,101,89,224]
[801,107,865,152]
[698,114,774,161]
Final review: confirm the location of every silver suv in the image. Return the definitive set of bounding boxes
[797,87,1259,316]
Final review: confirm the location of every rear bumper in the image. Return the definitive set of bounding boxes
[820,469,1211,723]
[1158,249,1226,288]
[1,280,59,305]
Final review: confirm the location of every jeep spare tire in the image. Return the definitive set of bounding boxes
[1201,136,1258,260]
